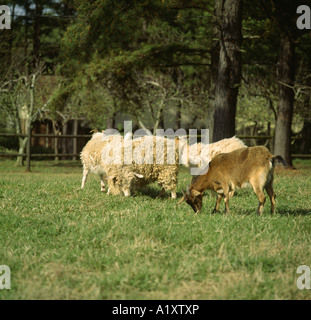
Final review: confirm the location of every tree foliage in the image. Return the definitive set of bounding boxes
[1,0,311,159]
[58,0,214,129]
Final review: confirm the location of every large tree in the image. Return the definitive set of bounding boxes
[254,0,311,165]
[212,0,243,142]
[60,0,214,131]
[274,31,295,165]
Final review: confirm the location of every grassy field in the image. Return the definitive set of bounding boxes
[0,158,311,300]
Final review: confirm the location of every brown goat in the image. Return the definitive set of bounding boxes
[180,146,287,215]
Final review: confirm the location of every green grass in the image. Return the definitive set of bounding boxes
[0,159,311,300]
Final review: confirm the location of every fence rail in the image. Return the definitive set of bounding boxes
[0,153,80,158]
[0,133,91,138]
[0,132,90,170]
[1,133,311,164]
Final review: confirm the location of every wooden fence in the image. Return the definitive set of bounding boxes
[0,132,90,159]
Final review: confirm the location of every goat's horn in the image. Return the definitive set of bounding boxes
[134,173,144,178]
[177,190,186,204]
[186,184,191,195]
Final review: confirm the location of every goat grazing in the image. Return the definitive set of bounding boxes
[180,146,287,215]
[102,135,180,198]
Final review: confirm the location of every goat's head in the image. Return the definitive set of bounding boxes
[106,175,123,195]
[107,172,144,196]
[180,185,203,213]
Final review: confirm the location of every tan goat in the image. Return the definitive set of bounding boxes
[180,146,287,215]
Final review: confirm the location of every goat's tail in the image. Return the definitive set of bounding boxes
[272,155,288,167]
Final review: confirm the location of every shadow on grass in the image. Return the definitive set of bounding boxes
[135,186,188,200]
[222,207,311,216]
[134,186,164,199]
[276,208,311,216]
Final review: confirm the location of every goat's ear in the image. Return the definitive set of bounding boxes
[191,189,201,198]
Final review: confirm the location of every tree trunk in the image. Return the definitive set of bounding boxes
[299,89,311,154]
[52,121,59,162]
[105,112,116,129]
[174,101,182,130]
[16,137,27,166]
[153,98,165,133]
[274,32,295,166]
[25,74,36,171]
[15,115,26,166]
[208,0,221,142]
[212,0,242,142]
[266,121,271,150]
[24,0,29,71]
[8,3,15,67]
[33,1,43,64]
[25,122,32,172]
[300,119,311,154]
[62,122,68,160]
[172,69,183,131]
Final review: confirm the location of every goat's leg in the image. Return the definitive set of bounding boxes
[253,186,266,215]
[157,188,166,198]
[213,194,223,213]
[221,185,230,214]
[159,180,177,199]
[99,174,106,192]
[265,182,276,214]
[169,185,177,199]
[223,194,230,214]
[159,188,177,199]
[81,168,89,190]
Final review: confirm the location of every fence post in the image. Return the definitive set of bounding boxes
[25,125,32,172]
[72,119,78,160]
